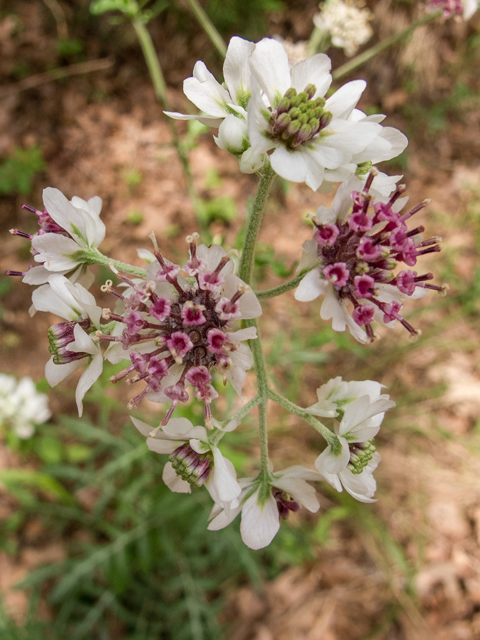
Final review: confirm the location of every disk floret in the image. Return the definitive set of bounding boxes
[265,85,333,150]
[311,170,446,340]
[102,238,261,426]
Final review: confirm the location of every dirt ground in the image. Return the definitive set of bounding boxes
[1,1,480,638]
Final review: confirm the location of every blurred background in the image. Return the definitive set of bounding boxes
[0,0,480,638]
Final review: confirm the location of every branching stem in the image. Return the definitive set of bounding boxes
[255,264,319,299]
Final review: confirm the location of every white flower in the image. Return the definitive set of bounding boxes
[131,416,241,504]
[32,274,104,417]
[165,36,254,127]
[0,374,51,439]
[246,38,405,190]
[315,394,395,502]
[295,171,444,342]
[314,0,373,57]
[208,465,322,550]
[24,188,105,286]
[306,376,388,418]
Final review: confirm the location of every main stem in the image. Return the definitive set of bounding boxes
[132,19,204,227]
[238,165,276,475]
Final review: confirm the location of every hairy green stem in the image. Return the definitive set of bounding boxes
[255,264,319,299]
[132,19,204,226]
[208,395,261,447]
[238,164,276,286]
[332,10,442,81]
[267,389,336,445]
[184,0,227,58]
[237,166,277,474]
[90,250,147,278]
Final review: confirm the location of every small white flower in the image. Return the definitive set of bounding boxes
[131,416,241,504]
[306,376,388,418]
[165,36,254,127]
[0,374,51,439]
[25,188,105,285]
[208,465,322,550]
[32,274,104,417]
[315,394,395,502]
[313,0,373,57]
[246,38,405,190]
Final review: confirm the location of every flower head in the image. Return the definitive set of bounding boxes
[132,415,242,504]
[246,38,406,190]
[295,171,447,342]
[305,376,388,418]
[7,188,104,290]
[315,391,395,502]
[103,236,262,427]
[0,374,51,439]
[208,465,322,549]
[32,274,104,416]
[313,0,373,57]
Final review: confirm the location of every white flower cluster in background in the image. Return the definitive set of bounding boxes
[313,0,373,57]
[165,35,406,191]
[0,374,51,439]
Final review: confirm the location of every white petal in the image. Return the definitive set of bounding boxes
[183,61,231,117]
[131,416,155,437]
[295,266,325,302]
[290,54,331,97]
[220,274,262,319]
[162,417,196,438]
[240,491,280,550]
[22,266,54,285]
[43,187,97,246]
[226,343,252,399]
[32,233,83,272]
[195,244,233,274]
[226,326,257,342]
[75,352,103,416]
[296,240,321,274]
[164,110,223,127]
[146,438,178,454]
[45,356,82,387]
[224,37,254,105]
[274,476,320,512]
[32,281,80,321]
[315,438,350,475]
[162,462,191,493]
[211,447,241,502]
[68,324,98,356]
[207,502,242,531]
[249,38,291,106]
[325,80,366,119]
[270,146,308,183]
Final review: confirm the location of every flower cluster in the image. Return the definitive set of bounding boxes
[166,36,407,191]
[100,236,262,427]
[0,374,51,440]
[5,30,451,549]
[295,171,447,342]
[313,0,373,56]
[306,377,395,502]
